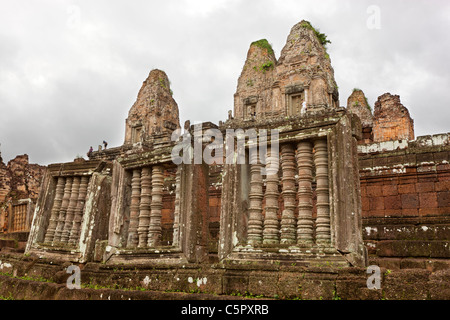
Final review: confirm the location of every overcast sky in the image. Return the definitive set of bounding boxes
[1,0,449,165]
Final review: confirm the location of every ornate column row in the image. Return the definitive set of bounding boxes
[44,176,90,246]
[69,176,90,245]
[61,176,80,242]
[44,177,65,243]
[53,177,73,243]
[246,139,331,247]
[126,165,171,249]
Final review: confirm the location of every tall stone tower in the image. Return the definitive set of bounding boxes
[347,89,374,144]
[372,93,414,142]
[234,39,277,120]
[275,20,339,113]
[233,20,339,121]
[124,69,180,145]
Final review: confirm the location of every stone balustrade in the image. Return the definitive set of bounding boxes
[43,176,90,246]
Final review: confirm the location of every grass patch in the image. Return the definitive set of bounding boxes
[251,39,275,56]
[300,20,331,48]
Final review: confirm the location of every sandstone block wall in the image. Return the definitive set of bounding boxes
[359,133,450,266]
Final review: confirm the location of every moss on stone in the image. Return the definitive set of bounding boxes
[250,39,275,56]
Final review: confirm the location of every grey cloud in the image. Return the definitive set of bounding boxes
[0,0,449,165]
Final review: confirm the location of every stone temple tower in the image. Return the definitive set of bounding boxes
[275,20,339,113]
[234,20,339,121]
[234,39,277,120]
[124,69,180,145]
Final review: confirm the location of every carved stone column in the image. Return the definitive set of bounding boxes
[247,151,264,245]
[53,177,73,244]
[280,144,297,244]
[44,177,65,243]
[69,176,89,245]
[172,166,181,247]
[263,147,280,244]
[314,139,331,245]
[148,165,164,247]
[138,167,151,247]
[61,176,80,243]
[296,141,314,245]
[127,168,141,247]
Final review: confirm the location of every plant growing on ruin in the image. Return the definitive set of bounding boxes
[300,21,331,48]
[251,39,275,56]
[260,61,274,72]
[352,88,372,111]
[0,293,14,300]
[254,61,274,73]
[159,78,166,89]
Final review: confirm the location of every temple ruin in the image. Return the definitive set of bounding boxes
[0,20,449,300]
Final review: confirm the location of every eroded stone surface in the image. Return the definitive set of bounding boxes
[347,89,373,128]
[234,39,277,120]
[276,20,339,112]
[233,20,339,121]
[124,69,180,144]
[0,154,45,233]
[0,154,45,203]
[373,93,414,142]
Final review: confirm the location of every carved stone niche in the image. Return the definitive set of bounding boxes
[285,84,305,116]
[131,124,143,144]
[218,108,368,268]
[243,96,258,121]
[25,160,113,263]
